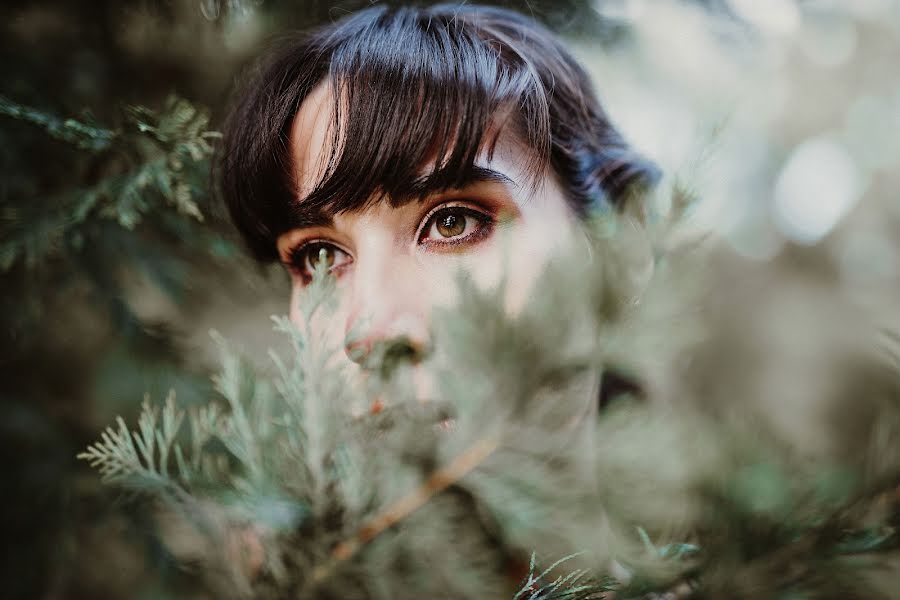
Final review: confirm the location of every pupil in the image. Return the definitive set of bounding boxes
[437,213,465,237]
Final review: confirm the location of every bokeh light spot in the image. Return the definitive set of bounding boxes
[773,136,863,245]
[728,0,802,35]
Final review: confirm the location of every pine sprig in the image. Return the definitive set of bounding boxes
[514,552,610,600]
[0,94,218,272]
[77,392,190,493]
[0,95,116,151]
[312,433,503,585]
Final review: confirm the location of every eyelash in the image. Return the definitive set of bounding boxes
[283,203,495,282]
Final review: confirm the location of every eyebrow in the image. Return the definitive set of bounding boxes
[407,165,517,197]
[287,165,517,230]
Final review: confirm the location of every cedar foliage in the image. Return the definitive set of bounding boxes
[79,190,900,598]
[0,94,216,270]
[0,90,238,599]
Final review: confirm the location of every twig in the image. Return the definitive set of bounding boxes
[310,434,501,584]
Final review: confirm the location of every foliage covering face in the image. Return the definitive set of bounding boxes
[80,192,900,599]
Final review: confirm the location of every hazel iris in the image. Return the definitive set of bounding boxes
[436,213,466,238]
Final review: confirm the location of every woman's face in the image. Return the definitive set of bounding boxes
[277,83,585,393]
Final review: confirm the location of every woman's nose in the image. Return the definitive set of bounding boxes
[344,313,430,374]
[343,249,431,374]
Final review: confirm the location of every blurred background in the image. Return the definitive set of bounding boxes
[1,0,898,597]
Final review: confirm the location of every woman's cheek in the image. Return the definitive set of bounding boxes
[416,238,505,311]
[419,227,540,316]
[467,224,542,314]
[504,219,578,315]
[463,243,507,294]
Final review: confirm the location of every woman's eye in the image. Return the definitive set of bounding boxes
[420,207,492,246]
[288,242,351,282]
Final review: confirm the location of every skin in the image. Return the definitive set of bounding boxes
[277,81,589,402]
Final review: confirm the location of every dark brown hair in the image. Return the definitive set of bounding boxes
[219,3,659,261]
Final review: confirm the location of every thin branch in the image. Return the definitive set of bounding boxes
[310,434,501,584]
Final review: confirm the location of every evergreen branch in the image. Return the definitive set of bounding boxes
[515,552,607,599]
[635,484,900,599]
[77,394,192,497]
[1,94,216,272]
[0,94,117,151]
[311,434,502,585]
[74,175,900,597]
[210,331,266,484]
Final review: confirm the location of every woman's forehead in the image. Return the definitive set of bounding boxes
[289,81,336,200]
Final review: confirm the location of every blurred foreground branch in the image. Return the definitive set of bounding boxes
[80,182,900,598]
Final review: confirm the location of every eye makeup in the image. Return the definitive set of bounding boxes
[415,203,496,252]
[279,193,514,285]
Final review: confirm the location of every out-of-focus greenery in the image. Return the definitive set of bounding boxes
[2,1,899,599]
[78,185,900,599]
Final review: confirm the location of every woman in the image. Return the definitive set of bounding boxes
[220,3,658,399]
